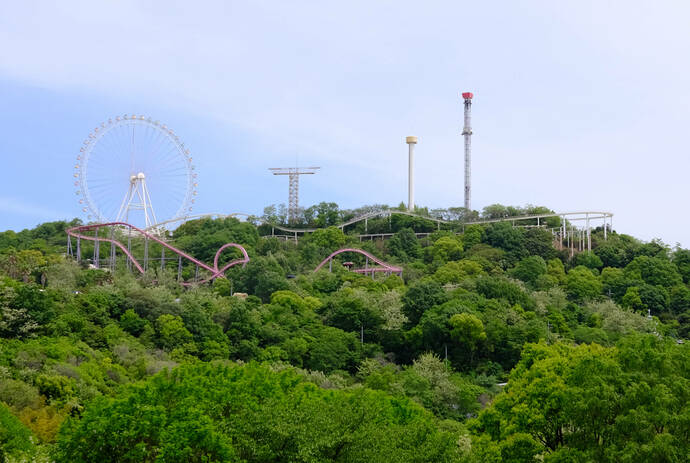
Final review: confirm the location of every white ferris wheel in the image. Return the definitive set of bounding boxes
[73,115,197,230]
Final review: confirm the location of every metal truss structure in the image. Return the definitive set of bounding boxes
[461,92,473,211]
[116,173,157,228]
[268,167,320,223]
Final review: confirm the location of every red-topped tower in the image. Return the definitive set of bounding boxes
[461,92,473,212]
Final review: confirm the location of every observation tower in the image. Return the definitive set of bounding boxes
[462,92,473,211]
[406,136,418,212]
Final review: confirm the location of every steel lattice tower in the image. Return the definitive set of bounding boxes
[462,92,473,211]
[269,167,320,223]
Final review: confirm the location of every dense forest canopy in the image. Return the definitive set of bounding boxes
[0,203,688,462]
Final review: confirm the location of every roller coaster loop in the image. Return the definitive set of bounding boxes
[66,222,249,286]
[314,248,402,277]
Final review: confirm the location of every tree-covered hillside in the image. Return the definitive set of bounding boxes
[0,204,688,462]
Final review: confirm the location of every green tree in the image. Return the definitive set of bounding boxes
[449,313,486,364]
[485,223,526,262]
[599,267,629,301]
[621,287,645,311]
[387,228,421,261]
[573,252,603,270]
[672,248,690,283]
[433,260,484,285]
[565,266,603,302]
[669,284,690,314]
[462,224,485,249]
[430,236,463,263]
[471,336,690,461]
[56,363,464,462]
[232,255,288,302]
[0,403,35,461]
[323,288,384,341]
[306,226,347,250]
[510,256,547,287]
[402,279,447,326]
[119,309,148,337]
[156,314,194,351]
[624,256,682,288]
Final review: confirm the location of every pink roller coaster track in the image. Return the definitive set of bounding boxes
[66,222,249,286]
[314,248,402,277]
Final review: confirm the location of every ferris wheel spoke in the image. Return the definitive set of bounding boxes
[148,139,178,165]
[148,156,186,178]
[145,128,173,158]
[151,164,189,176]
[94,126,126,164]
[76,116,195,229]
[152,145,187,167]
[109,123,132,166]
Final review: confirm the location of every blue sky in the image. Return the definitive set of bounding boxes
[1,1,689,245]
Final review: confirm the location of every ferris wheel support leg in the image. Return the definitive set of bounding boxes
[116,184,134,224]
[142,179,158,228]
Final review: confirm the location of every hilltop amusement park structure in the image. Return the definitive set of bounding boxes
[69,95,613,286]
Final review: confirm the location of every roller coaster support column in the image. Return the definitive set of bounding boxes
[67,235,72,257]
[161,248,165,271]
[144,237,149,271]
[127,230,132,271]
[604,219,607,240]
[93,228,99,268]
[177,256,182,281]
[109,227,116,271]
[76,237,81,262]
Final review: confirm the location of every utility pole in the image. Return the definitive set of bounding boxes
[462,92,473,212]
[268,167,320,223]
